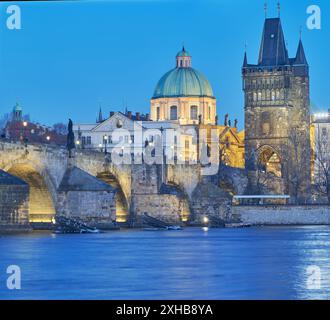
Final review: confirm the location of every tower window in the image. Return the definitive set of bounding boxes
[271,90,276,101]
[156,107,160,120]
[170,106,178,120]
[190,106,198,120]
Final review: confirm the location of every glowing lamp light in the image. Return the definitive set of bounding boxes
[46,136,50,141]
[23,121,28,127]
[76,140,80,145]
[203,216,209,224]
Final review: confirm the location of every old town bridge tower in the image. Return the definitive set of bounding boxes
[242,16,311,203]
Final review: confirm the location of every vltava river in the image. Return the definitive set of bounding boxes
[1,226,330,300]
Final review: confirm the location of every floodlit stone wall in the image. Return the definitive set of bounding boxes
[57,190,116,224]
[233,205,330,225]
[0,184,29,227]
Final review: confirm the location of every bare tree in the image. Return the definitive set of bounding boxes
[280,127,310,204]
[313,130,330,203]
[53,123,68,135]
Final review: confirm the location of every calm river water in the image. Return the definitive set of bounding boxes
[1,226,330,300]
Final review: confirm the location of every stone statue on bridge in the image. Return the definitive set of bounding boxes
[67,119,75,158]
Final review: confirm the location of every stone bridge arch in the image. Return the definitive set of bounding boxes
[2,159,57,223]
[96,172,130,223]
[73,151,132,204]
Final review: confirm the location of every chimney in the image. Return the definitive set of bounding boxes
[136,112,140,120]
[110,111,115,117]
[127,111,132,119]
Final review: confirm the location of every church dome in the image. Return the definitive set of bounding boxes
[152,47,214,99]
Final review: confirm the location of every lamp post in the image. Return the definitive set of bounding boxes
[104,135,108,155]
[22,121,28,147]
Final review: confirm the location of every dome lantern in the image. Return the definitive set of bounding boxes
[176,46,191,68]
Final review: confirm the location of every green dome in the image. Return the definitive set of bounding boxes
[153,67,214,99]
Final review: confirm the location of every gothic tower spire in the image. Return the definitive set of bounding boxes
[97,106,103,123]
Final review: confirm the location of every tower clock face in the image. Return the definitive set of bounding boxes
[116,119,123,128]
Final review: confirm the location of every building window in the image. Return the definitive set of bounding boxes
[208,106,211,120]
[261,112,271,135]
[322,128,327,136]
[156,107,160,120]
[190,106,198,120]
[271,90,276,101]
[82,136,86,145]
[170,106,178,120]
[86,136,91,145]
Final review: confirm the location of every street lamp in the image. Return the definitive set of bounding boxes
[46,136,50,142]
[203,216,209,225]
[103,135,108,155]
[22,121,28,147]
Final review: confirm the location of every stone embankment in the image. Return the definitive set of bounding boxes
[232,205,330,225]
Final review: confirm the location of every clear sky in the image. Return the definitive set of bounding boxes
[0,0,329,129]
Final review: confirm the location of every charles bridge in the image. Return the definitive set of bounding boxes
[0,140,246,229]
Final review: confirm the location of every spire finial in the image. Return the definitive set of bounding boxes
[277,1,281,17]
[299,25,302,40]
[264,2,267,18]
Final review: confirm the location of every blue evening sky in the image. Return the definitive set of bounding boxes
[0,0,329,129]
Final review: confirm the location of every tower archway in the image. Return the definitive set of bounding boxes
[257,146,282,178]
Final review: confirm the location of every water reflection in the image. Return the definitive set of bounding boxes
[1,226,330,300]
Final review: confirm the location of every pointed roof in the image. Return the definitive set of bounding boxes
[294,39,308,66]
[243,51,248,68]
[258,18,289,66]
[97,107,103,123]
